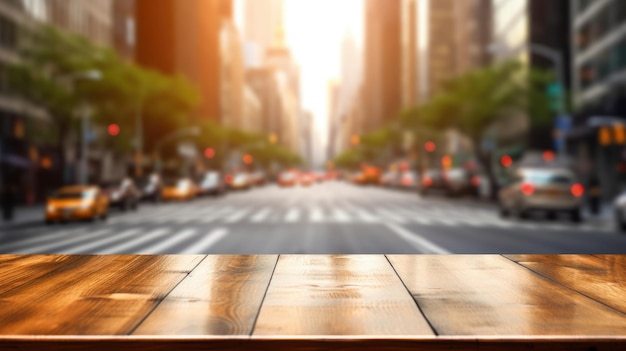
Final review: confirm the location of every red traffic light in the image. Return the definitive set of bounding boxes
[425,141,436,153]
[204,148,216,159]
[500,155,513,168]
[107,123,120,137]
[542,150,555,162]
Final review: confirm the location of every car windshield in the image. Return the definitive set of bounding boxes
[527,173,573,185]
[53,190,95,200]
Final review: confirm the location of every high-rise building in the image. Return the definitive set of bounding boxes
[491,0,529,64]
[246,68,282,136]
[363,0,402,132]
[242,0,284,66]
[569,0,626,199]
[401,0,419,107]
[113,0,136,61]
[220,19,245,130]
[135,0,233,120]
[45,0,114,47]
[453,0,492,76]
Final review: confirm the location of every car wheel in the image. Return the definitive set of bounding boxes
[132,200,139,211]
[45,219,54,225]
[546,211,557,220]
[122,199,130,212]
[101,212,108,221]
[570,209,582,223]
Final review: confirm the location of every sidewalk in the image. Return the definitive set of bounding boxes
[0,205,45,229]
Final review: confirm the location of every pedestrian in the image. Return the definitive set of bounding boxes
[588,175,601,215]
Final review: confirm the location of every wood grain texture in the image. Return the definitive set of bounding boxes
[253,255,434,336]
[0,337,625,351]
[0,255,203,335]
[388,255,626,336]
[134,255,278,335]
[0,255,77,295]
[505,255,626,314]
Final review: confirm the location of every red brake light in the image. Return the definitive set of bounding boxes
[521,182,535,196]
[422,177,433,187]
[471,176,481,187]
[571,183,584,197]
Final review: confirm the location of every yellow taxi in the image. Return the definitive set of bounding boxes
[162,178,197,201]
[45,186,109,224]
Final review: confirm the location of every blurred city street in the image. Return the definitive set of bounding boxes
[2,181,625,255]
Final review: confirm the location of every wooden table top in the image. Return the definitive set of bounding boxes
[1,254,626,350]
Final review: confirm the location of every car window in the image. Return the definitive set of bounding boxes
[527,173,573,185]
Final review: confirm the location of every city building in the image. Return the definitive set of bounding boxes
[490,0,529,64]
[45,0,114,47]
[136,0,233,121]
[401,0,419,107]
[246,68,282,136]
[242,85,262,133]
[569,0,626,199]
[326,80,340,161]
[300,110,314,168]
[241,0,283,67]
[362,0,402,132]
[220,19,245,130]
[113,0,135,61]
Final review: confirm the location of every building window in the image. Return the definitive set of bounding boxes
[0,14,17,50]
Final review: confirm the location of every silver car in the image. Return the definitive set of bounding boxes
[498,167,585,222]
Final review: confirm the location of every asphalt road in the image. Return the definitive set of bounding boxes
[2,182,626,254]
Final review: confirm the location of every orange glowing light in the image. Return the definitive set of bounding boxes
[501,155,513,168]
[108,123,120,136]
[243,154,254,165]
[542,150,555,162]
[425,141,436,153]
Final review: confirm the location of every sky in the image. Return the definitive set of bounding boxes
[235,0,364,166]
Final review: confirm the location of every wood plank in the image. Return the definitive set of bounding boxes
[505,255,626,314]
[1,336,626,351]
[253,255,434,336]
[134,255,278,335]
[0,255,204,335]
[388,255,626,335]
[0,255,78,295]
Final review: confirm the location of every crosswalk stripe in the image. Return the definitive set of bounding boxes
[386,223,451,254]
[139,228,197,254]
[1,227,86,251]
[63,229,141,254]
[99,228,170,254]
[330,208,351,222]
[224,209,251,223]
[180,228,229,254]
[200,206,234,223]
[251,208,271,222]
[310,207,324,222]
[375,209,407,223]
[285,208,300,222]
[18,229,113,254]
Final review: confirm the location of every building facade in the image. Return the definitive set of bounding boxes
[242,0,283,67]
[136,0,232,121]
[362,0,402,133]
[113,0,135,61]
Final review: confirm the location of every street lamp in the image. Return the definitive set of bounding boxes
[67,70,102,185]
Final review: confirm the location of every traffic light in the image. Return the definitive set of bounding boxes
[351,134,360,146]
[204,147,216,159]
[107,123,120,137]
[425,141,436,153]
[500,155,513,168]
[441,155,452,170]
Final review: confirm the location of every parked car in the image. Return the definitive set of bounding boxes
[278,171,298,187]
[46,186,109,224]
[196,171,226,196]
[419,169,446,195]
[442,168,481,197]
[162,177,197,201]
[299,172,316,187]
[498,167,585,222]
[398,171,419,190]
[229,172,251,190]
[102,178,141,211]
[136,173,163,203]
[380,171,399,187]
[250,171,268,186]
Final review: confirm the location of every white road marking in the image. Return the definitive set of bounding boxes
[251,208,271,222]
[17,229,113,254]
[180,228,229,254]
[330,207,352,222]
[139,228,197,254]
[224,209,251,223]
[285,208,300,222]
[99,228,170,254]
[310,207,324,222]
[386,223,451,254]
[63,229,141,254]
